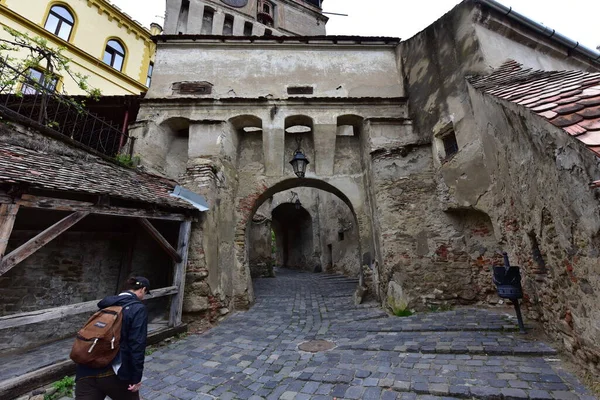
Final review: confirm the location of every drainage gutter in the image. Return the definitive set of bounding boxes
[477,0,600,62]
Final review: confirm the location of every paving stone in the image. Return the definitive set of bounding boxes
[9,269,596,400]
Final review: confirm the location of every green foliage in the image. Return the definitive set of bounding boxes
[175,332,188,340]
[115,154,140,168]
[145,347,156,356]
[427,304,454,313]
[271,229,276,254]
[44,376,75,400]
[393,309,414,317]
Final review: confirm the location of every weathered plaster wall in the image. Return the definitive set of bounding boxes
[147,42,404,100]
[467,89,600,374]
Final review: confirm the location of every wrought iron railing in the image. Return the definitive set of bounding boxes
[0,57,132,157]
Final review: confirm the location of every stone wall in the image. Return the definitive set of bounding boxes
[468,89,600,374]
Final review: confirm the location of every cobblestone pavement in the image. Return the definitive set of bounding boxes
[140,269,596,400]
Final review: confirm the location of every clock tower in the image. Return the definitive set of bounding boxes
[164,0,327,36]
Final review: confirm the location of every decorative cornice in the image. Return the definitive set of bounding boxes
[86,0,154,41]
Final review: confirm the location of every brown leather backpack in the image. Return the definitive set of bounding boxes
[69,306,123,368]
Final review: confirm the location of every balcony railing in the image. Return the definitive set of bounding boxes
[0,57,132,158]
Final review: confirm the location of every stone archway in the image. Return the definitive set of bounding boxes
[231,177,372,307]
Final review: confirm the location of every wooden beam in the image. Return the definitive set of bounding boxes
[137,218,182,263]
[0,204,19,259]
[169,220,192,327]
[0,211,89,276]
[17,194,187,221]
[0,286,178,330]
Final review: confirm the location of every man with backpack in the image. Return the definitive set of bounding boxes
[72,276,151,400]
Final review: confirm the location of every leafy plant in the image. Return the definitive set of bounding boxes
[427,304,454,313]
[145,347,156,356]
[393,309,414,317]
[115,154,140,168]
[44,376,75,400]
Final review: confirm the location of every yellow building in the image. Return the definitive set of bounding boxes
[0,0,161,95]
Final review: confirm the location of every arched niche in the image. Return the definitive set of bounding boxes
[335,114,364,175]
[284,115,314,176]
[160,117,190,180]
[229,115,264,172]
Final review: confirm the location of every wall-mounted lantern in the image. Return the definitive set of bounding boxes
[289,137,309,178]
[290,191,302,210]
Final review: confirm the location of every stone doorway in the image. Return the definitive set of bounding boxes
[244,180,363,299]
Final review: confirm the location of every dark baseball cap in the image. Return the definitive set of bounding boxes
[135,276,151,294]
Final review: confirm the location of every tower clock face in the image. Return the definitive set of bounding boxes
[221,0,248,7]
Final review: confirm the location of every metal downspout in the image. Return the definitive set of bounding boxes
[477,0,600,62]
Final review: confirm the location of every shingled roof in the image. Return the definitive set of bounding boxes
[0,141,195,211]
[468,60,600,158]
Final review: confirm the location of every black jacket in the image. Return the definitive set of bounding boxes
[76,292,148,384]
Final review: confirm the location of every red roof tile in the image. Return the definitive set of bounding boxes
[469,61,600,159]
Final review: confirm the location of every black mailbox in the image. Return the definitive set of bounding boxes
[493,253,526,333]
[493,266,523,299]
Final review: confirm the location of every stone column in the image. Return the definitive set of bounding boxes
[232,16,246,35]
[187,0,205,34]
[313,124,337,177]
[263,125,285,177]
[212,11,226,35]
[164,0,183,34]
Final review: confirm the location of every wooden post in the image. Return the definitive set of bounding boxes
[137,219,183,263]
[0,204,19,259]
[0,211,89,276]
[169,220,192,327]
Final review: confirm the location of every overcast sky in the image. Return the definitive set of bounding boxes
[111,0,600,50]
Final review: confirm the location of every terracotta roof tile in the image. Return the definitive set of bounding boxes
[577,131,600,145]
[555,103,585,115]
[563,124,587,136]
[576,105,600,119]
[538,110,558,119]
[556,96,581,105]
[551,114,584,127]
[469,60,600,160]
[532,103,559,112]
[0,142,195,211]
[577,96,600,107]
[579,118,600,130]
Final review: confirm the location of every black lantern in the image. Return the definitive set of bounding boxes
[290,191,302,210]
[289,138,309,178]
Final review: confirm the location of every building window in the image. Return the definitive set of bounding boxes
[103,39,125,71]
[257,0,274,27]
[22,68,58,94]
[442,131,459,159]
[223,14,234,35]
[146,62,154,87]
[201,7,214,34]
[44,5,75,41]
[243,21,253,36]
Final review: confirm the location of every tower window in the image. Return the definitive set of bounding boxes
[223,14,234,35]
[44,5,75,41]
[243,21,253,36]
[442,130,458,159]
[257,0,274,27]
[201,7,214,34]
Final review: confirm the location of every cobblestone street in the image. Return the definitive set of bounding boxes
[138,269,595,400]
